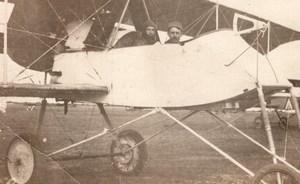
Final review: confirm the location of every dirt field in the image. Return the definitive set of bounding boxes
[1,103,300,184]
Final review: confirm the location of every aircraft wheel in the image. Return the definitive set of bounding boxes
[6,133,42,184]
[251,164,300,184]
[254,116,264,129]
[110,129,148,175]
[279,117,288,129]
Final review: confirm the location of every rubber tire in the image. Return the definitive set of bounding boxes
[110,129,148,175]
[279,117,288,129]
[254,116,264,129]
[251,164,300,184]
[5,133,43,184]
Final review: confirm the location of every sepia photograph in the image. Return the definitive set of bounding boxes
[1,0,300,183]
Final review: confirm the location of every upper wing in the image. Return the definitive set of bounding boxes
[209,0,300,32]
[0,83,109,102]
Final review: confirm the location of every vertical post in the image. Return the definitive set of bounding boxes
[289,87,300,129]
[267,21,270,55]
[216,3,219,30]
[3,0,8,84]
[44,72,48,84]
[34,99,47,137]
[256,83,277,164]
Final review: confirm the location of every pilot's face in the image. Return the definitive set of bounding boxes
[168,27,182,43]
[145,26,156,37]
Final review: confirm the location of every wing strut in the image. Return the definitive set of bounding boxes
[1,1,14,84]
[107,0,131,48]
[142,0,150,20]
[289,88,300,128]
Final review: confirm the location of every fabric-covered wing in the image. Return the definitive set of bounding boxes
[0,83,108,102]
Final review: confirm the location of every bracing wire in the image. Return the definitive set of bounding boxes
[20,0,35,61]
[219,6,232,29]
[257,43,279,83]
[48,104,81,155]
[80,105,96,157]
[173,0,182,21]
[150,0,170,24]
[10,27,107,50]
[183,6,215,35]
[46,0,68,31]
[11,0,113,82]
[289,32,295,42]
[271,27,281,45]
[225,30,265,67]
[91,0,108,43]
[9,22,61,55]
[196,6,215,36]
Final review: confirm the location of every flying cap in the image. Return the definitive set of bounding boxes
[143,19,157,29]
[168,21,182,30]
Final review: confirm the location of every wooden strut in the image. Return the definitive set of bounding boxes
[97,103,114,130]
[48,105,156,157]
[256,83,277,165]
[289,87,300,129]
[34,99,47,137]
[56,110,200,161]
[159,108,256,177]
[207,111,300,174]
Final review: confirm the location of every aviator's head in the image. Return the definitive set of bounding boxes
[143,19,157,38]
[167,21,183,43]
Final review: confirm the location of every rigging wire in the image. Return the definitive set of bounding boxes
[150,0,170,24]
[271,27,281,45]
[289,32,295,42]
[8,27,64,40]
[196,6,215,36]
[11,0,113,81]
[48,104,82,155]
[10,22,61,55]
[219,6,232,29]
[91,0,108,43]
[183,6,215,35]
[9,27,106,50]
[46,0,68,31]
[257,43,279,83]
[225,30,265,67]
[80,105,96,157]
[173,0,182,21]
[19,0,35,61]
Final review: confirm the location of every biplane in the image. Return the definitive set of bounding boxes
[1,0,300,183]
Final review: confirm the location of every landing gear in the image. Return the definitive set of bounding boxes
[251,164,300,184]
[6,134,42,184]
[110,129,148,175]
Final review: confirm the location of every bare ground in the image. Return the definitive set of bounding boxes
[1,103,300,184]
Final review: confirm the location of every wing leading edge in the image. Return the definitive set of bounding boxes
[0,83,109,102]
